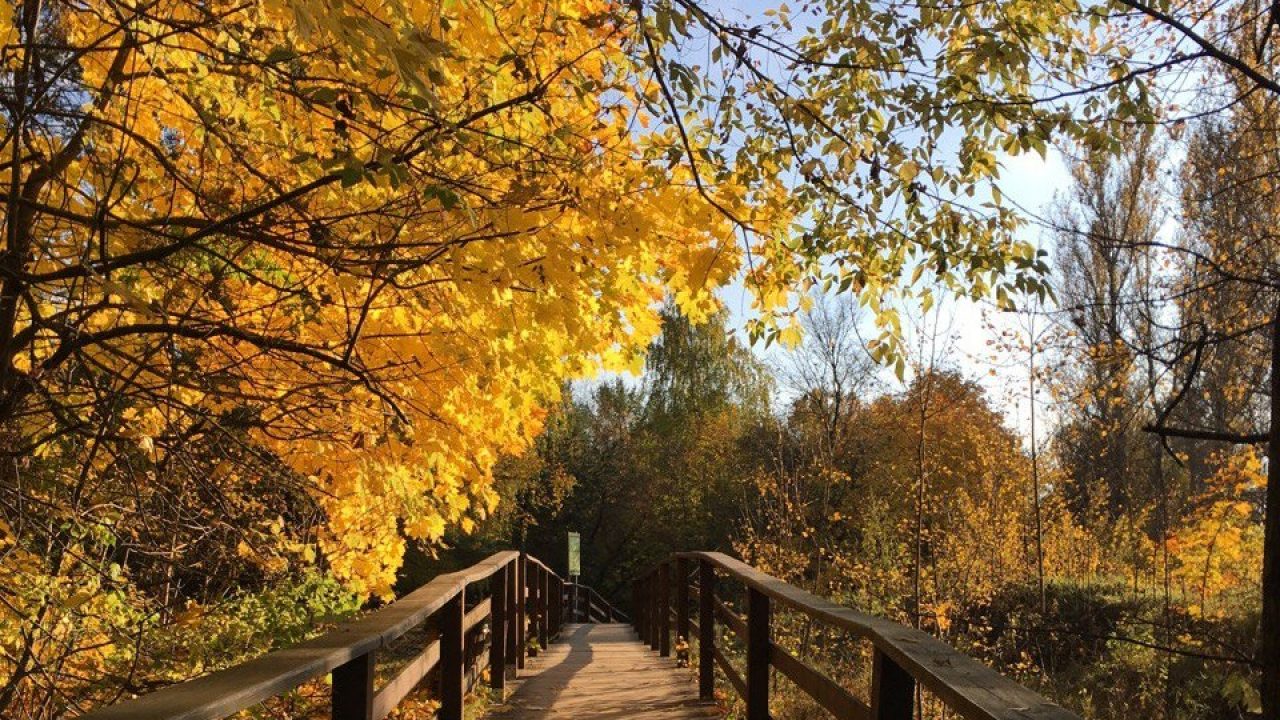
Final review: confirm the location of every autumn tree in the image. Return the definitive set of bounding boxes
[780,295,881,461]
[740,370,1036,625]
[1043,125,1271,713]
[463,307,771,602]
[1049,129,1165,526]
[0,0,781,713]
[1147,84,1280,715]
[1019,8,1280,708]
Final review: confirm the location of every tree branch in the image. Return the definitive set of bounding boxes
[1142,423,1269,445]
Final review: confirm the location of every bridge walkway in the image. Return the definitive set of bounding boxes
[486,623,715,720]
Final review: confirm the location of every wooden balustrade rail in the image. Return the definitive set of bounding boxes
[633,551,1081,720]
[82,551,574,720]
[564,581,628,623]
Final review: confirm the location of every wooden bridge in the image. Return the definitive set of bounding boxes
[82,551,1080,720]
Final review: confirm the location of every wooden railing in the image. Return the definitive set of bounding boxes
[82,551,582,720]
[565,581,629,623]
[633,552,1081,720]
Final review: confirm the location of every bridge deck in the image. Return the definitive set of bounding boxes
[485,623,717,719]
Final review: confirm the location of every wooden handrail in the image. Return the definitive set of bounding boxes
[633,551,1081,720]
[564,581,628,623]
[82,550,575,720]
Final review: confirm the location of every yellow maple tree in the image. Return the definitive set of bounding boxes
[0,0,791,604]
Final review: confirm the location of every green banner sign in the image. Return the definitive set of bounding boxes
[567,531,581,577]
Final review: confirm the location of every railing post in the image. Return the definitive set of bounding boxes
[540,566,550,645]
[440,589,465,720]
[537,566,549,649]
[633,582,643,637]
[331,650,375,720]
[676,557,690,644]
[490,563,508,693]
[551,576,562,635]
[516,554,527,669]
[648,570,660,650]
[698,560,715,701]
[527,563,539,655]
[659,561,671,657]
[871,648,915,720]
[505,558,518,677]
[746,587,770,720]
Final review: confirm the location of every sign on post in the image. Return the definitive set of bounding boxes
[567,531,581,577]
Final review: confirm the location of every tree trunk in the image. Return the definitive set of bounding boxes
[1029,324,1045,615]
[1262,306,1280,720]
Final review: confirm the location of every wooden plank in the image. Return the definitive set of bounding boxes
[871,648,914,720]
[550,576,562,636]
[371,599,492,720]
[715,599,746,639]
[522,555,564,582]
[83,551,518,720]
[516,554,527,669]
[676,557,690,642]
[440,592,465,720]
[659,562,671,657]
[464,598,492,633]
[485,624,714,720]
[536,564,548,649]
[648,572,660,650]
[634,583,643,638]
[465,647,490,695]
[713,644,747,701]
[565,579,629,620]
[590,602,608,622]
[506,557,519,674]
[587,585,627,621]
[371,643,439,720]
[332,651,375,720]
[490,564,508,692]
[677,552,1078,720]
[698,560,715,701]
[545,572,555,640]
[528,563,537,648]
[746,588,770,720]
[769,641,869,720]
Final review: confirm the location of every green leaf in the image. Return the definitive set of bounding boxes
[265,46,296,64]
[339,166,364,188]
[308,87,339,105]
[424,184,461,210]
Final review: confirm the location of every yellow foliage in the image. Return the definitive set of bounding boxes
[1167,449,1264,618]
[1,0,792,599]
